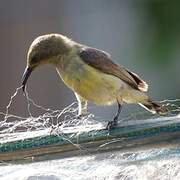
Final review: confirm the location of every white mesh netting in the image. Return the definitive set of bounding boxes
[0,86,179,138]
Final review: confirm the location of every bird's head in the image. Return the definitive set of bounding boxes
[21,34,73,92]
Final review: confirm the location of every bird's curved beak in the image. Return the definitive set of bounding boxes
[21,66,33,92]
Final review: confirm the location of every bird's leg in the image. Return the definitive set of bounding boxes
[75,93,88,118]
[106,100,122,130]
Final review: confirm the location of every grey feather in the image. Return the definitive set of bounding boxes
[78,47,148,92]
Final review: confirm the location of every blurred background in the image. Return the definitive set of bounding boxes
[0,0,179,121]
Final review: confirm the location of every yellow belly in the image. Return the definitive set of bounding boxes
[56,59,124,105]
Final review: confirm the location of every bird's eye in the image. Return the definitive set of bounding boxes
[31,55,39,64]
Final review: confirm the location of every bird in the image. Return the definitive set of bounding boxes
[22,34,167,129]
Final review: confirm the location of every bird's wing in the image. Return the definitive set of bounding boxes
[78,47,148,92]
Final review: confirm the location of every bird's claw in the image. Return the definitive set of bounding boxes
[106,118,118,130]
[76,113,90,120]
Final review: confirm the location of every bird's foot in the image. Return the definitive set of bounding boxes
[106,117,118,130]
[76,112,90,120]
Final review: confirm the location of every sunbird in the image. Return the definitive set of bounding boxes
[22,34,167,129]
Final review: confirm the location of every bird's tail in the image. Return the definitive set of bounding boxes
[139,99,168,115]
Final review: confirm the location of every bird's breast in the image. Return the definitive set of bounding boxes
[56,56,126,105]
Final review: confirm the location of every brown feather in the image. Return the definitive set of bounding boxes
[78,47,148,92]
[125,70,148,92]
